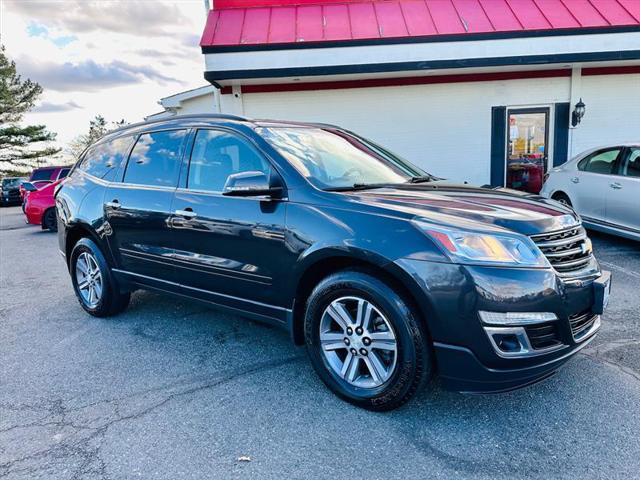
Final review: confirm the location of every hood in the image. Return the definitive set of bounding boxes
[341,183,579,236]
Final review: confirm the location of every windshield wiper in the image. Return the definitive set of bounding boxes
[407,175,434,183]
[324,183,394,192]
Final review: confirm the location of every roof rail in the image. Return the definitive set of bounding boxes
[170,113,250,122]
[100,113,252,140]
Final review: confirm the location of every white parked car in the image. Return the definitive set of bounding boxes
[540,144,639,241]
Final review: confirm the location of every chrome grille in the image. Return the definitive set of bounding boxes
[569,310,598,341]
[524,322,562,350]
[530,226,592,274]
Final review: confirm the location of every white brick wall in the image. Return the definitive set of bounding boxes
[173,93,218,114]
[571,74,640,157]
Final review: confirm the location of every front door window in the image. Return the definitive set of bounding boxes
[506,108,549,194]
[187,129,271,192]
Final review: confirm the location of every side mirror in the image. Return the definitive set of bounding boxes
[22,182,37,192]
[222,171,283,198]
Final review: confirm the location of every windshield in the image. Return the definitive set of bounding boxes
[2,178,22,188]
[257,127,429,190]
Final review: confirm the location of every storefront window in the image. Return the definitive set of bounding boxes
[506,109,549,194]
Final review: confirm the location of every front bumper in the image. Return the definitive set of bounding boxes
[0,193,21,205]
[393,258,607,393]
[433,320,599,392]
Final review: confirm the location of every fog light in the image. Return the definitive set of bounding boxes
[483,323,565,358]
[483,326,532,358]
[479,311,557,326]
[494,334,521,353]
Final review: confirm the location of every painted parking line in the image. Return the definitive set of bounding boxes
[599,260,640,279]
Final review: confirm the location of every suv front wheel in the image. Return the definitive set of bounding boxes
[70,238,130,317]
[304,270,432,411]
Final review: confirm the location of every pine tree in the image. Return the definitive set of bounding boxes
[0,45,60,168]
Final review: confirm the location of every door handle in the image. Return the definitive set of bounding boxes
[175,208,197,219]
[610,182,623,190]
[105,200,120,209]
[571,177,580,184]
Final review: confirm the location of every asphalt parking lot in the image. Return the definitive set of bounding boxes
[1,205,639,480]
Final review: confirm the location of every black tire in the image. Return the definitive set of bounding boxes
[552,192,572,207]
[304,270,432,411]
[42,208,58,232]
[69,238,130,317]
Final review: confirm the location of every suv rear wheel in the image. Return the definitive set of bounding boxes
[70,238,130,317]
[304,270,432,411]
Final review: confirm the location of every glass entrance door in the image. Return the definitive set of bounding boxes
[506,108,549,193]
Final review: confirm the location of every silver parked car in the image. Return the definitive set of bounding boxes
[540,144,639,241]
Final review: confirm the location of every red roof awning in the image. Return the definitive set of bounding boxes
[201,0,640,49]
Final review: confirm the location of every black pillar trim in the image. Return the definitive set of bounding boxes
[490,106,507,187]
[553,103,571,167]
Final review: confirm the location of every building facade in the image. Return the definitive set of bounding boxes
[159,0,640,193]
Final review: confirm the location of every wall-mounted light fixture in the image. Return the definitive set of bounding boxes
[571,98,586,127]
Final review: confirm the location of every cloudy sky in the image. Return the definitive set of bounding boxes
[1,0,207,158]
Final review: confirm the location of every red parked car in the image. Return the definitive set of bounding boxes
[20,165,71,205]
[24,179,61,231]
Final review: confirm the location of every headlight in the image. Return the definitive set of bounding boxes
[412,219,548,267]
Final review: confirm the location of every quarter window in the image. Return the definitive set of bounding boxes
[124,130,187,187]
[578,149,621,175]
[622,148,640,178]
[79,136,133,181]
[187,130,270,192]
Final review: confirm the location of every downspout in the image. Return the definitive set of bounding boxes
[213,88,222,114]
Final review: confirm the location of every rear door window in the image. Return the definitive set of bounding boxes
[79,136,133,181]
[578,148,621,175]
[124,130,188,187]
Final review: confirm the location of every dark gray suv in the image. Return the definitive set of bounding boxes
[56,115,611,410]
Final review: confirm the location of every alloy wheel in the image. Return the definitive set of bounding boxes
[319,296,397,388]
[75,252,103,308]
